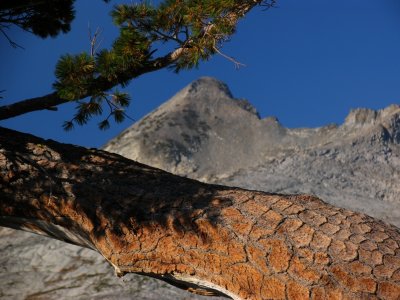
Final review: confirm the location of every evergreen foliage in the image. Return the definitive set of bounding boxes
[54,0,276,130]
[0,0,110,46]
[0,0,75,46]
[0,0,276,128]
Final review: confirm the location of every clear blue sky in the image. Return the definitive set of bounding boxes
[1,0,400,148]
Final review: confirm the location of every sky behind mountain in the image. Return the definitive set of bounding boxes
[1,0,400,147]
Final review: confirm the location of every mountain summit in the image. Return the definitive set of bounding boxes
[104,77,400,227]
[104,77,266,177]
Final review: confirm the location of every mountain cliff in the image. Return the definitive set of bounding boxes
[1,77,399,299]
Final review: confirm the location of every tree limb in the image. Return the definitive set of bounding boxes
[0,92,61,119]
[1,127,399,299]
[0,0,268,121]
[0,49,183,120]
[0,25,23,48]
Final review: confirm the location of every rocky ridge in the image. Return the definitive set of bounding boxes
[1,77,399,299]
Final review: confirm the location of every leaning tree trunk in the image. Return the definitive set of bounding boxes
[0,127,399,300]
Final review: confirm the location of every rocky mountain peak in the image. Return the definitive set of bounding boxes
[185,76,233,99]
[176,77,260,118]
[342,104,400,144]
[102,78,400,215]
[344,104,400,126]
[144,77,259,120]
[104,79,400,181]
[236,98,261,118]
[344,108,378,126]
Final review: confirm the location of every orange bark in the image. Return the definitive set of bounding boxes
[1,127,400,299]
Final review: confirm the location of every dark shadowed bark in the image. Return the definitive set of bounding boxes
[1,127,400,299]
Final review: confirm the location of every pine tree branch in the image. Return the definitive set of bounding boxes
[0,0,270,121]
[0,49,184,120]
[0,92,61,120]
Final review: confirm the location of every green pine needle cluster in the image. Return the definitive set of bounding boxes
[53,0,276,130]
[54,53,95,101]
[63,90,131,131]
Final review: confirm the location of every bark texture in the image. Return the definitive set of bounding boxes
[1,127,400,299]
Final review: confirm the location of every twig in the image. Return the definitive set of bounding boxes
[260,0,278,10]
[0,26,23,49]
[88,23,103,57]
[106,93,135,122]
[213,46,245,69]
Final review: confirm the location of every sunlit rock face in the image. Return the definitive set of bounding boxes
[1,77,400,299]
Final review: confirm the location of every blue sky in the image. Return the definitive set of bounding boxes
[1,0,400,148]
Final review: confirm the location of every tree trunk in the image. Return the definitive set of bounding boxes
[0,127,399,300]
